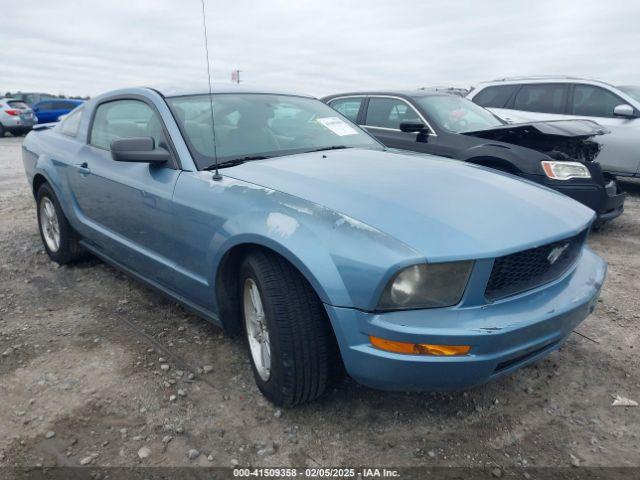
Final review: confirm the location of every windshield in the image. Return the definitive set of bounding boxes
[617,85,640,103]
[415,95,504,133]
[166,93,382,169]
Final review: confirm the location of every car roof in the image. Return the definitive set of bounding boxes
[152,85,314,98]
[34,98,83,104]
[476,76,616,89]
[323,90,454,100]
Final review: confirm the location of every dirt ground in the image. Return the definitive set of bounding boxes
[1,134,639,471]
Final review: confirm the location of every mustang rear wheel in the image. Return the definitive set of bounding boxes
[240,251,336,406]
[36,183,82,264]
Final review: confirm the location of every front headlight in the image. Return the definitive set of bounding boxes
[377,261,473,310]
[541,160,591,180]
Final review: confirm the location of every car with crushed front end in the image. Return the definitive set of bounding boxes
[22,86,607,406]
[467,76,640,178]
[323,91,625,226]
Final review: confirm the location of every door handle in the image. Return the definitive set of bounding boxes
[77,162,91,175]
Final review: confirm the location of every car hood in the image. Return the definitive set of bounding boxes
[226,148,595,261]
[462,119,608,141]
[462,120,608,162]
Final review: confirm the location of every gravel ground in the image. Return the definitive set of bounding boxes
[0,135,639,470]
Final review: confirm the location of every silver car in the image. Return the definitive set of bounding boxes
[0,98,37,137]
[467,76,640,178]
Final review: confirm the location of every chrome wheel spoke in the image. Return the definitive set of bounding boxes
[243,278,271,381]
[260,342,271,374]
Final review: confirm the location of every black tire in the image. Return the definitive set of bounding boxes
[0,123,5,137]
[240,251,336,406]
[36,183,82,264]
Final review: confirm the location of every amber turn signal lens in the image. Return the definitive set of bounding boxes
[369,336,471,356]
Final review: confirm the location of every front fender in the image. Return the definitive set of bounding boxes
[211,198,423,310]
[211,211,350,306]
[172,172,422,311]
[460,143,537,175]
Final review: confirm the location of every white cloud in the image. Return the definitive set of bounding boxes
[2,0,639,98]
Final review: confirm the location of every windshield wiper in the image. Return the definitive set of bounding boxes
[302,145,351,154]
[205,155,270,170]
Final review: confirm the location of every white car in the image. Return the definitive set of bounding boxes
[467,77,640,178]
[0,98,37,137]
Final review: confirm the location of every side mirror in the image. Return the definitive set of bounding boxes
[110,137,170,164]
[613,104,636,118]
[400,120,428,133]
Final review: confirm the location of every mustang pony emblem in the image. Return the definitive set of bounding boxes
[547,243,570,264]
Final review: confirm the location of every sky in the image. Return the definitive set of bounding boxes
[2,0,639,98]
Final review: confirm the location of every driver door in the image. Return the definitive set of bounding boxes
[362,96,456,158]
[69,98,181,284]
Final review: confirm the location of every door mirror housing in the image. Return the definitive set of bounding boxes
[613,104,636,118]
[400,120,428,133]
[110,137,170,164]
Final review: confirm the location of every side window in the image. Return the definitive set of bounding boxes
[366,97,420,129]
[60,108,83,137]
[328,98,363,122]
[51,101,73,110]
[572,85,625,118]
[38,102,54,111]
[513,84,568,114]
[472,85,517,108]
[90,99,165,150]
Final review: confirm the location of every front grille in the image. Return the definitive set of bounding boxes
[485,231,586,301]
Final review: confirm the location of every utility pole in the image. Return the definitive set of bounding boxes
[231,69,241,84]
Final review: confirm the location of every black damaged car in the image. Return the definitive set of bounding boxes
[323,91,625,226]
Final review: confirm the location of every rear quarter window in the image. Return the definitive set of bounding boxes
[60,108,83,137]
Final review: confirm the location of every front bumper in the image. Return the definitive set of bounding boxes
[324,247,606,391]
[552,179,624,223]
[524,173,626,223]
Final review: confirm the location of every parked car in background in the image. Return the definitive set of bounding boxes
[5,92,57,106]
[32,99,84,124]
[420,86,470,97]
[0,98,37,137]
[467,77,640,178]
[22,86,606,406]
[322,91,625,225]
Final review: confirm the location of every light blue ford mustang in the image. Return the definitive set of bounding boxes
[22,86,607,406]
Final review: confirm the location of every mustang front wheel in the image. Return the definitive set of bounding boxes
[240,251,336,406]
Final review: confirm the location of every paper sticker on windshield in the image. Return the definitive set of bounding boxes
[316,117,359,136]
